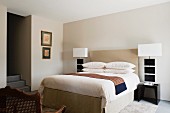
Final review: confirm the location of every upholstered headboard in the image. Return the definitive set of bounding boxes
[89,49,138,75]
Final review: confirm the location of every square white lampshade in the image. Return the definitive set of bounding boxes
[138,43,162,56]
[73,48,88,57]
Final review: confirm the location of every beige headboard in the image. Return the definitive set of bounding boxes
[89,49,138,75]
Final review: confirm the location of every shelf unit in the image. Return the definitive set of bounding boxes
[76,59,84,72]
[144,59,155,82]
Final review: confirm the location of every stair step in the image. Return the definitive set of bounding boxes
[7,74,21,82]
[7,80,26,88]
[18,86,31,92]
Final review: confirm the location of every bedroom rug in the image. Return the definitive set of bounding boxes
[119,101,158,113]
[42,101,158,113]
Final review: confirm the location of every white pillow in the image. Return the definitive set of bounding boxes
[82,62,106,69]
[105,62,135,69]
[104,69,135,74]
[82,68,104,73]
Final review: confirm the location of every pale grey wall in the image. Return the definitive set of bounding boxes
[63,2,170,101]
[0,4,7,88]
[6,14,64,90]
[31,15,63,91]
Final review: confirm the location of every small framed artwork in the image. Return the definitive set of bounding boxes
[42,47,51,59]
[41,31,52,46]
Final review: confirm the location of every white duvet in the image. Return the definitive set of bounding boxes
[39,73,140,107]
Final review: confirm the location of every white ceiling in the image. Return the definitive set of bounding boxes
[0,0,170,23]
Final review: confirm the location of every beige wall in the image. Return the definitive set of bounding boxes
[63,2,170,101]
[0,4,7,88]
[17,16,31,85]
[31,15,63,90]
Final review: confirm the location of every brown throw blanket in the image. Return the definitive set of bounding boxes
[67,73,127,95]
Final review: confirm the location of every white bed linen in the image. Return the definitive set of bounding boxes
[39,73,140,107]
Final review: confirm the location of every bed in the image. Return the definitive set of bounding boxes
[40,49,139,113]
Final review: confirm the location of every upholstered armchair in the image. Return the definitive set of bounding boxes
[0,86,65,113]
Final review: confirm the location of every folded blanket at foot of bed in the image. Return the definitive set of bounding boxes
[67,73,127,95]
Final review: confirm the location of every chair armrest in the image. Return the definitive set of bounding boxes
[45,105,66,113]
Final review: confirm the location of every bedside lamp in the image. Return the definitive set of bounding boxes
[138,43,162,85]
[73,48,88,72]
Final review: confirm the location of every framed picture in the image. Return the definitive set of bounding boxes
[41,31,52,46]
[42,47,51,59]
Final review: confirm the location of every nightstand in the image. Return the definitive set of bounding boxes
[134,83,160,105]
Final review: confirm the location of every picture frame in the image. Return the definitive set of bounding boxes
[41,31,52,46]
[42,47,51,59]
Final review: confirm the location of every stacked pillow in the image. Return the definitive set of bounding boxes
[104,68,135,74]
[105,62,135,74]
[82,61,135,74]
[82,62,105,73]
[105,62,135,69]
[82,68,104,73]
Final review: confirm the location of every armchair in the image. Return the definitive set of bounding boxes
[0,86,65,113]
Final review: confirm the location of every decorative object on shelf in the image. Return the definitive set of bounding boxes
[138,43,162,85]
[41,31,52,46]
[42,47,51,59]
[73,48,88,72]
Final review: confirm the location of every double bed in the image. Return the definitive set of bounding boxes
[40,49,140,113]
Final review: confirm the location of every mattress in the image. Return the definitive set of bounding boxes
[39,73,140,107]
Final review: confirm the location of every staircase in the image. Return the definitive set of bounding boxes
[7,74,31,92]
